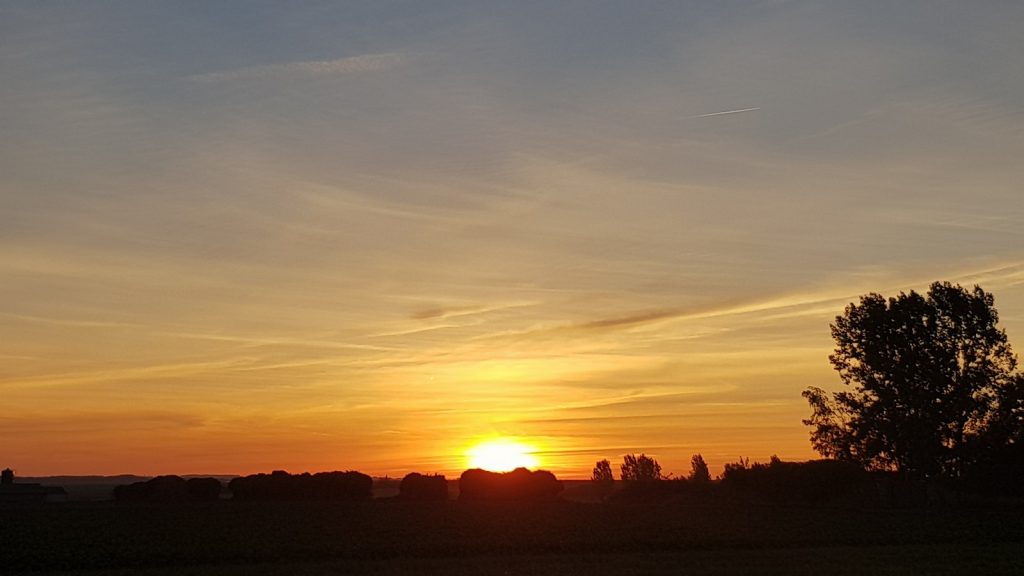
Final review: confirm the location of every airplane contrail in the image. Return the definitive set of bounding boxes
[692,107,761,118]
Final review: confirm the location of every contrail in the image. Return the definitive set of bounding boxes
[692,107,761,118]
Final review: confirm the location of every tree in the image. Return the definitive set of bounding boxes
[399,473,449,501]
[689,454,711,483]
[591,459,614,498]
[620,453,662,482]
[804,282,1022,484]
[459,468,562,501]
[592,459,614,484]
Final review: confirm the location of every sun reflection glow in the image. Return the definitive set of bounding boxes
[466,439,540,472]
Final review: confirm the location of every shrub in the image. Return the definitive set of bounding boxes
[399,473,449,501]
[459,468,563,501]
[228,470,372,501]
[719,457,874,506]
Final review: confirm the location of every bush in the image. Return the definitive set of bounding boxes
[719,457,874,506]
[399,473,449,501]
[186,477,223,501]
[114,475,221,502]
[228,470,372,501]
[459,468,563,501]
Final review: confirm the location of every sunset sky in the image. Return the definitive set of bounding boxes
[3,1,1023,478]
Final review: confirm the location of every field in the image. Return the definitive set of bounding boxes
[4,499,1024,575]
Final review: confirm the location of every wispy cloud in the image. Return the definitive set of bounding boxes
[479,295,838,343]
[576,309,683,330]
[0,410,206,435]
[691,107,761,118]
[409,302,533,321]
[160,331,395,352]
[189,53,409,83]
[0,358,252,390]
[0,312,140,330]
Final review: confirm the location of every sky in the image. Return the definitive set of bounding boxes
[2,1,1023,478]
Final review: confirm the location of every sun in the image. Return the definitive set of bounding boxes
[466,439,540,472]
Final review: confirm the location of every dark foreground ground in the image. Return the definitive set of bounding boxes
[4,500,1023,575]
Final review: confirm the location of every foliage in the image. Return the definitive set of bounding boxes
[186,477,224,501]
[592,459,614,484]
[804,282,1022,483]
[689,454,711,483]
[458,467,563,501]
[398,473,448,501]
[113,475,222,502]
[958,440,1024,498]
[620,454,662,482]
[721,457,750,480]
[591,459,615,499]
[228,470,372,501]
[719,457,873,506]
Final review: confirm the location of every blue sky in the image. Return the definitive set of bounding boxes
[2,1,1023,476]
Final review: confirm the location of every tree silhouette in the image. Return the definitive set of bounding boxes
[591,459,614,499]
[399,473,448,501]
[459,468,562,501]
[804,282,1022,485]
[113,475,222,502]
[719,457,872,506]
[689,454,711,483]
[592,459,614,483]
[186,477,223,501]
[228,470,372,501]
[620,454,661,482]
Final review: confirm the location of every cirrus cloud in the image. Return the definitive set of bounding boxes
[189,52,410,83]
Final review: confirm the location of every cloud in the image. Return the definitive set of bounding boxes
[408,301,536,321]
[189,53,409,83]
[0,358,252,390]
[411,304,497,321]
[480,296,834,343]
[577,309,683,330]
[0,410,206,435]
[691,107,761,118]
[469,263,1024,350]
[160,330,395,352]
[0,312,140,330]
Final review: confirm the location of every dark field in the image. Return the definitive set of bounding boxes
[29,543,1024,576]
[4,500,1024,575]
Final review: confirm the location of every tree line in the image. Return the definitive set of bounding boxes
[112,468,561,503]
[112,281,1023,506]
[588,452,887,506]
[587,282,1023,504]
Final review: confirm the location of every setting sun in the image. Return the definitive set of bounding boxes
[466,440,541,472]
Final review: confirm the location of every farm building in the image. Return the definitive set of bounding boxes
[0,468,68,503]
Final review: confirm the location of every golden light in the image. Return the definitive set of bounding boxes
[466,439,540,472]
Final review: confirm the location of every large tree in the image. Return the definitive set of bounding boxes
[803,282,1022,483]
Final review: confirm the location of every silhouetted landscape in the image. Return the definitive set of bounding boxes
[3,464,1024,574]
[4,282,1024,574]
